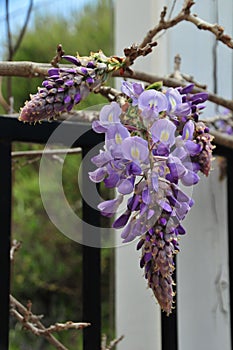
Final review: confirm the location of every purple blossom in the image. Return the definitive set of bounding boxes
[92,102,122,133]
[121,81,144,106]
[150,118,176,147]
[97,195,123,217]
[105,123,130,157]
[91,151,113,168]
[88,168,107,183]
[138,90,168,122]
[117,177,134,194]
[122,136,149,164]
[165,88,182,113]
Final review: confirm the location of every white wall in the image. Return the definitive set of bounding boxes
[115,1,232,349]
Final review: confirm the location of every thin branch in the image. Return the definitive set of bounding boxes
[96,85,125,104]
[0,61,50,78]
[12,147,82,158]
[10,295,90,350]
[0,56,231,110]
[10,295,68,350]
[139,0,233,49]
[202,113,233,125]
[13,0,33,56]
[1,61,231,111]
[5,0,13,59]
[123,42,158,69]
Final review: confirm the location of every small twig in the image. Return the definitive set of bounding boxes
[180,73,207,89]
[123,42,158,69]
[106,335,124,349]
[101,334,124,350]
[139,0,233,49]
[168,54,207,89]
[38,321,90,334]
[169,54,183,81]
[97,85,126,105]
[10,240,22,261]
[51,44,65,67]
[101,334,107,349]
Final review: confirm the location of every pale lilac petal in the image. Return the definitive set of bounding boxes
[142,186,150,205]
[150,119,176,146]
[184,140,202,156]
[181,170,200,186]
[88,168,106,182]
[91,151,112,167]
[99,101,121,126]
[121,81,144,105]
[138,90,168,120]
[118,178,134,194]
[122,136,149,164]
[98,195,123,217]
[92,120,108,133]
[106,123,130,156]
[165,88,182,113]
[182,120,195,140]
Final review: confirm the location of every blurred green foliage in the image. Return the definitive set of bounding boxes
[8,0,115,348]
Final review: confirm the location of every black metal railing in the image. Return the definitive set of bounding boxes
[0,114,232,350]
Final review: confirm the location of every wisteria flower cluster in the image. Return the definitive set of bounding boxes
[89,81,214,315]
[19,51,123,123]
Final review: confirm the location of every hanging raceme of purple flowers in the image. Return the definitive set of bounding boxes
[89,81,214,315]
[19,51,123,123]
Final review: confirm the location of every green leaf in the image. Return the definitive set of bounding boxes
[146,81,163,91]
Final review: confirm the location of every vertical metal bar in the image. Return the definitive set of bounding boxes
[227,151,233,350]
[0,140,11,350]
[161,260,178,350]
[82,147,101,350]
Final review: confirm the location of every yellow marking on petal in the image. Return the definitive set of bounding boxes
[131,146,140,159]
[149,99,156,108]
[185,129,190,140]
[115,133,122,144]
[160,130,169,142]
[169,96,176,109]
[108,113,113,122]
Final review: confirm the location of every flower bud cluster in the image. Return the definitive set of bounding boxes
[90,81,213,314]
[19,51,121,123]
